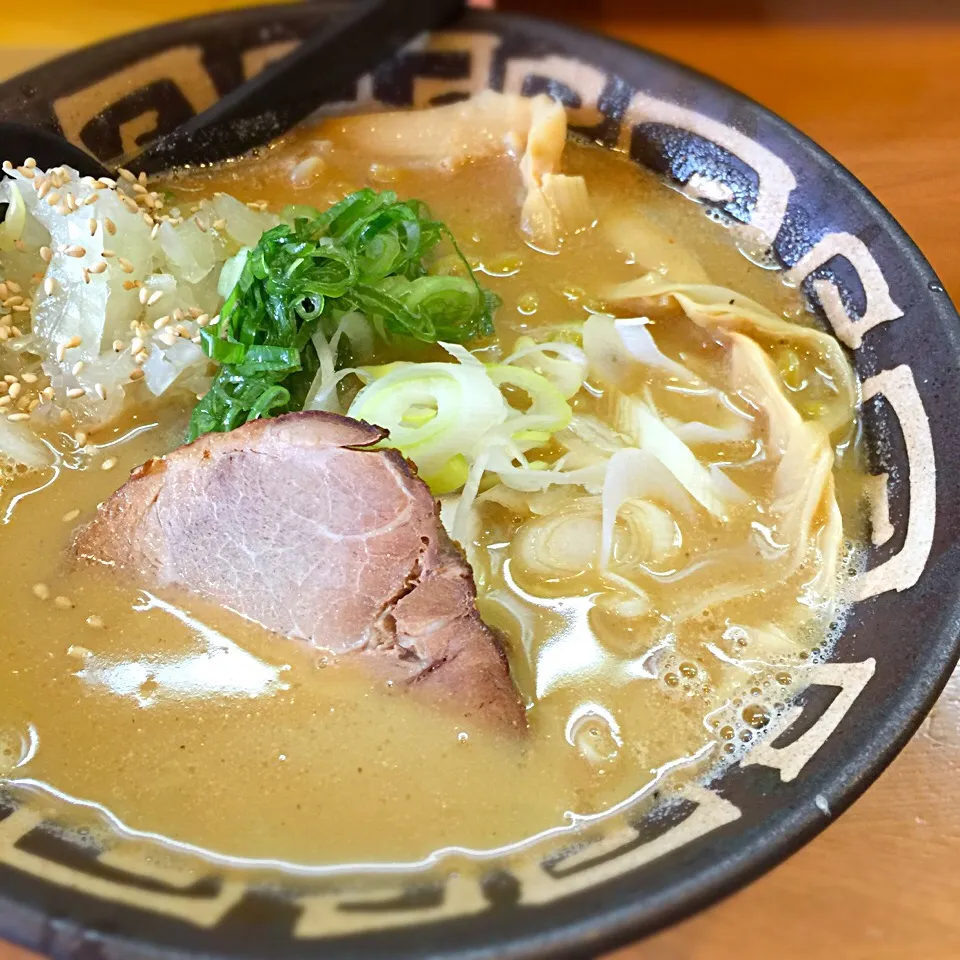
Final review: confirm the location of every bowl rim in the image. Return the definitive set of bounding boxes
[0,6,959,960]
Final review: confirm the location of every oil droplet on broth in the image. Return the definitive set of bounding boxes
[742,704,771,730]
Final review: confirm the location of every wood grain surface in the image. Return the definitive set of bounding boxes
[2,3,960,958]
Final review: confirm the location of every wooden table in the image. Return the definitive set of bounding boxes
[2,3,960,958]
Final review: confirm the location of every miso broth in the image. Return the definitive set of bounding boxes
[0,97,867,873]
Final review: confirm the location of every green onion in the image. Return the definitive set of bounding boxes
[187,188,498,442]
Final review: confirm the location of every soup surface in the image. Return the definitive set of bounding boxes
[0,95,867,874]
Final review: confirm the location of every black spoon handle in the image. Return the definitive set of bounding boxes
[129,0,465,176]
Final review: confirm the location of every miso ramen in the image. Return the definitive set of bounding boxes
[0,92,865,871]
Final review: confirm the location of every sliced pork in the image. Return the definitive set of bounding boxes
[73,412,525,732]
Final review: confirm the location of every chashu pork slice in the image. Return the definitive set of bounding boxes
[73,412,525,732]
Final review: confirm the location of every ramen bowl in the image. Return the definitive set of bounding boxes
[0,5,957,959]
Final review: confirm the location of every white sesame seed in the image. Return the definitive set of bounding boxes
[6,412,30,422]
[39,246,53,263]
[62,508,80,522]
[94,383,107,400]
[151,316,169,330]
[112,339,124,352]
[118,167,136,183]
[45,191,61,207]
[63,244,86,258]
[129,367,144,381]
[21,373,38,384]
[130,336,145,353]
[105,218,117,235]
[71,361,85,376]
[0,396,10,408]
[88,261,107,275]
[146,290,163,306]
[138,286,149,305]
[101,456,117,471]
[101,249,115,258]
[53,595,74,609]
[85,615,104,629]
[41,386,55,400]
[43,277,56,296]
[8,382,21,399]
[32,582,50,600]
[24,157,36,169]
[97,176,116,188]
[66,335,82,348]
[66,387,85,399]
[88,218,97,236]
[118,258,134,273]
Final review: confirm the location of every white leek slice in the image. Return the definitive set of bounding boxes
[582,314,699,387]
[504,335,587,399]
[347,360,508,492]
[485,362,572,449]
[614,397,735,519]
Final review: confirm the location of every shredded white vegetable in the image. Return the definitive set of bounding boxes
[0,163,277,429]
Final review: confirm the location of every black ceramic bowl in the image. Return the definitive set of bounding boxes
[1,6,958,960]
